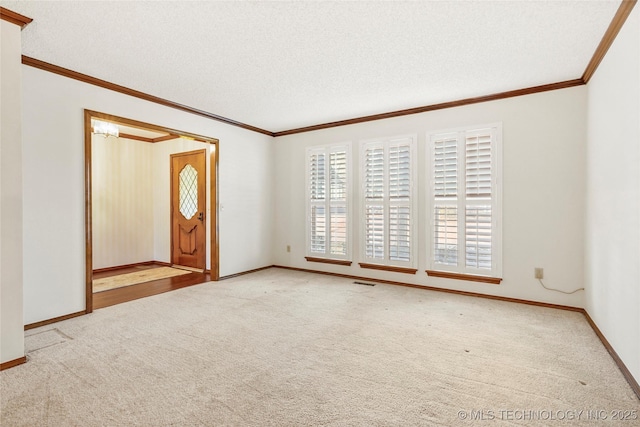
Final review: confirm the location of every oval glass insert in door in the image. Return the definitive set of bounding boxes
[179,164,198,220]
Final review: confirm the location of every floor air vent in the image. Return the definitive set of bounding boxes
[353,281,375,286]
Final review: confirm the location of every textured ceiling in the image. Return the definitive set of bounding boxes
[2,1,621,133]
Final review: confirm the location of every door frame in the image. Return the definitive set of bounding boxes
[170,149,207,270]
[84,109,220,314]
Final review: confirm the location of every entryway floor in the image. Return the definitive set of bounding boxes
[93,264,211,309]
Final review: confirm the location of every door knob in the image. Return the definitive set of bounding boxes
[197,212,204,221]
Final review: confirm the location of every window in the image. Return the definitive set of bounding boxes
[427,124,502,279]
[306,144,351,262]
[361,135,417,272]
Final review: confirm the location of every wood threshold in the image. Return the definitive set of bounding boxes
[359,263,417,274]
[582,310,640,400]
[23,56,272,136]
[24,310,86,331]
[0,7,32,28]
[582,0,637,83]
[305,257,352,266]
[0,356,27,371]
[219,265,272,280]
[93,272,211,309]
[426,270,502,285]
[93,261,171,275]
[273,265,582,312]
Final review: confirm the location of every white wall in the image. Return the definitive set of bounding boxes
[273,86,587,307]
[585,6,640,385]
[0,20,25,364]
[92,135,154,269]
[22,66,273,324]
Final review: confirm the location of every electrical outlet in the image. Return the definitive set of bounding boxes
[286,245,291,253]
[535,268,544,279]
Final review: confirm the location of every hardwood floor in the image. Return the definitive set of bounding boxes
[93,263,164,279]
[93,264,211,310]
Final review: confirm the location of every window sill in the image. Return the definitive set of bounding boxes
[426,270,502,284]
[305,257,352,266]
[359,263,418,274]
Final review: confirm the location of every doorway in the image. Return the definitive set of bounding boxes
[84,110,219,313]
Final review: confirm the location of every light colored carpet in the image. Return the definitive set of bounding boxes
[2,268,639,426]
[92,266,192,293]
[24,328,71,353]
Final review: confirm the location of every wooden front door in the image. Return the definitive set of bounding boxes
[171,149,206,270]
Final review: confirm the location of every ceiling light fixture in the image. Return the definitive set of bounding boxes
[91,119,119,138]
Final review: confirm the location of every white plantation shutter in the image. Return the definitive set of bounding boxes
[466,132,492,198]
[330,151,347,200]
[330,206,347,255]
[434,206,458,266]
[389,144,411,199]
[389,206,410,261]
[465,206,492,269]
[309,152,326,254]
[310,153,326,200]
[389,141,411,262]
[465,129,493,270]
[307,145,350,259]
[434,135,458,198]
[365,205,384,259]
[362,137,415,267]
[429,125,501,277]
[310,205,326,253]
[364,144,385,260]
[365,146,384,199]
[432,133,459,269]
[329,150,348,256]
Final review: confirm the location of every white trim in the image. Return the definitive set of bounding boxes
[359,134,417,268]
[426,123,502,278]
[305,142,352,261]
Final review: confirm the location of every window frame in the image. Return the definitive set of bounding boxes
[305,142,352,262]
[426,123,503,279]
[359,134,418,271]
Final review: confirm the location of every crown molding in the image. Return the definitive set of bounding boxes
[582,0,637,84]
[21,56,274,137]
[0,7,33,28]
[273,79,585,136]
